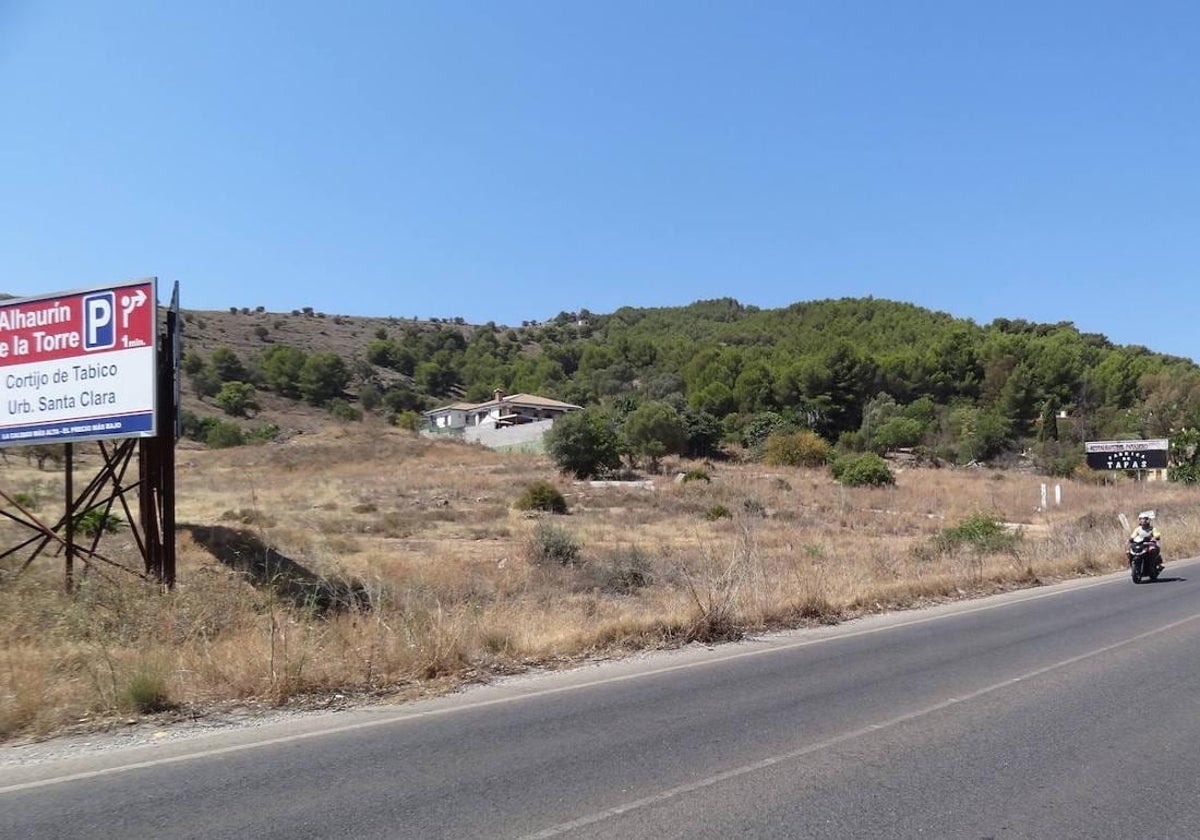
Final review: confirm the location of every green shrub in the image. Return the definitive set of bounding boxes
[11,491,37,510]
[1169,463,1200,484]
[179,410,214,442]
[358,385,382,412]
[210,346,248,382]
[328,398,363,422]
[528,521,581,566]
[544,409,622,479]
[705,505,732,521]
[214,381,258,417]
[872,416,927,451]
[739,411,792,450]
[593,546,653,594]
[392,410,423,431]
[120,663,174,713]
[73,509,124,538]
[1034,441,1082,478]
[206,420,246,449]
[245,424,282,444]
[513,480,569,514]
[830,453,895,487]
[763,430,830,467]
[934,513,1019,554]
[681,469,711,483]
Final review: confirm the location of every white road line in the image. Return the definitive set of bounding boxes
[519,610,1200,838]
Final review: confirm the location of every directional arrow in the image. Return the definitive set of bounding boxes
[121,288,148,327]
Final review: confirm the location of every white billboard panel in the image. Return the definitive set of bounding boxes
[0,278,158,446]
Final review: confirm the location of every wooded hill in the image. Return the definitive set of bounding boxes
[180,297,1200,473]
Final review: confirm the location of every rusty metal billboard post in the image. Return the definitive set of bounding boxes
[1084,439,1169,471]
[0,278,179,589]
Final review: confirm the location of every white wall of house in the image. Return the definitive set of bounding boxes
[471,407,498,426]
[433,409,468,429]
[463,417,556,450]
[467,405,568,427]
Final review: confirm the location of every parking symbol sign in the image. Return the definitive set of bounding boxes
[84,292,116,350]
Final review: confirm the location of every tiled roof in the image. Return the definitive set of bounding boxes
[497,393,582,410]
[425,393,582,415]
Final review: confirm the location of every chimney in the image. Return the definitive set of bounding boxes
[494,388,504,402]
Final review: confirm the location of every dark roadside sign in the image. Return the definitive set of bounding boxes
[1084,438,1168,470]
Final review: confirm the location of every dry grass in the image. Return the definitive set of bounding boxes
[2,425,1198,742]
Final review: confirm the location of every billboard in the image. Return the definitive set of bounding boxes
[1084,438,1169,471]
[0,278,158,446]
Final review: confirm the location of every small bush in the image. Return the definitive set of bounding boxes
[742,498,767,518]
[120,663,174,714]
[934,513,1019,554]
[392,411,423,431]
[245,424,282,444]
[214,381,258,418]
[220,508,275,527]
[206,420,246,449]
[513,480,569,514]
[705,505,732,521]
[1073,465,1115,485]
[592,546,654,594]
[359,385,382,412]
[763,430,830,467]
[74,509,124,538]
[328,398,363,422]
[682,469,711,483]
[830,453,895,487]
[528,520,581,566]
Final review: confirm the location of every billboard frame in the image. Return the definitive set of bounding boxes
[0,278,180,590]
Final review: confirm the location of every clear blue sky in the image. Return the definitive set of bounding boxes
[2,2,1197,359]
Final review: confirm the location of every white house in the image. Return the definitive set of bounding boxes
[423,390,583,450]
[425,401,476,431]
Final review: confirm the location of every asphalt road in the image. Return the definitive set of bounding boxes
[5,558,1200,839]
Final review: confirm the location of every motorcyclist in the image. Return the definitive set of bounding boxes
[1129,511,1163,570]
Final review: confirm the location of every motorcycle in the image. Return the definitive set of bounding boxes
[1128,536,1162,584]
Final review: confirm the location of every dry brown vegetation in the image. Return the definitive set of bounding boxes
[2,423,1198,743]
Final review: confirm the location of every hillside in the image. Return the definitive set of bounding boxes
[175,297,1200,469]
[179,307,451,362]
